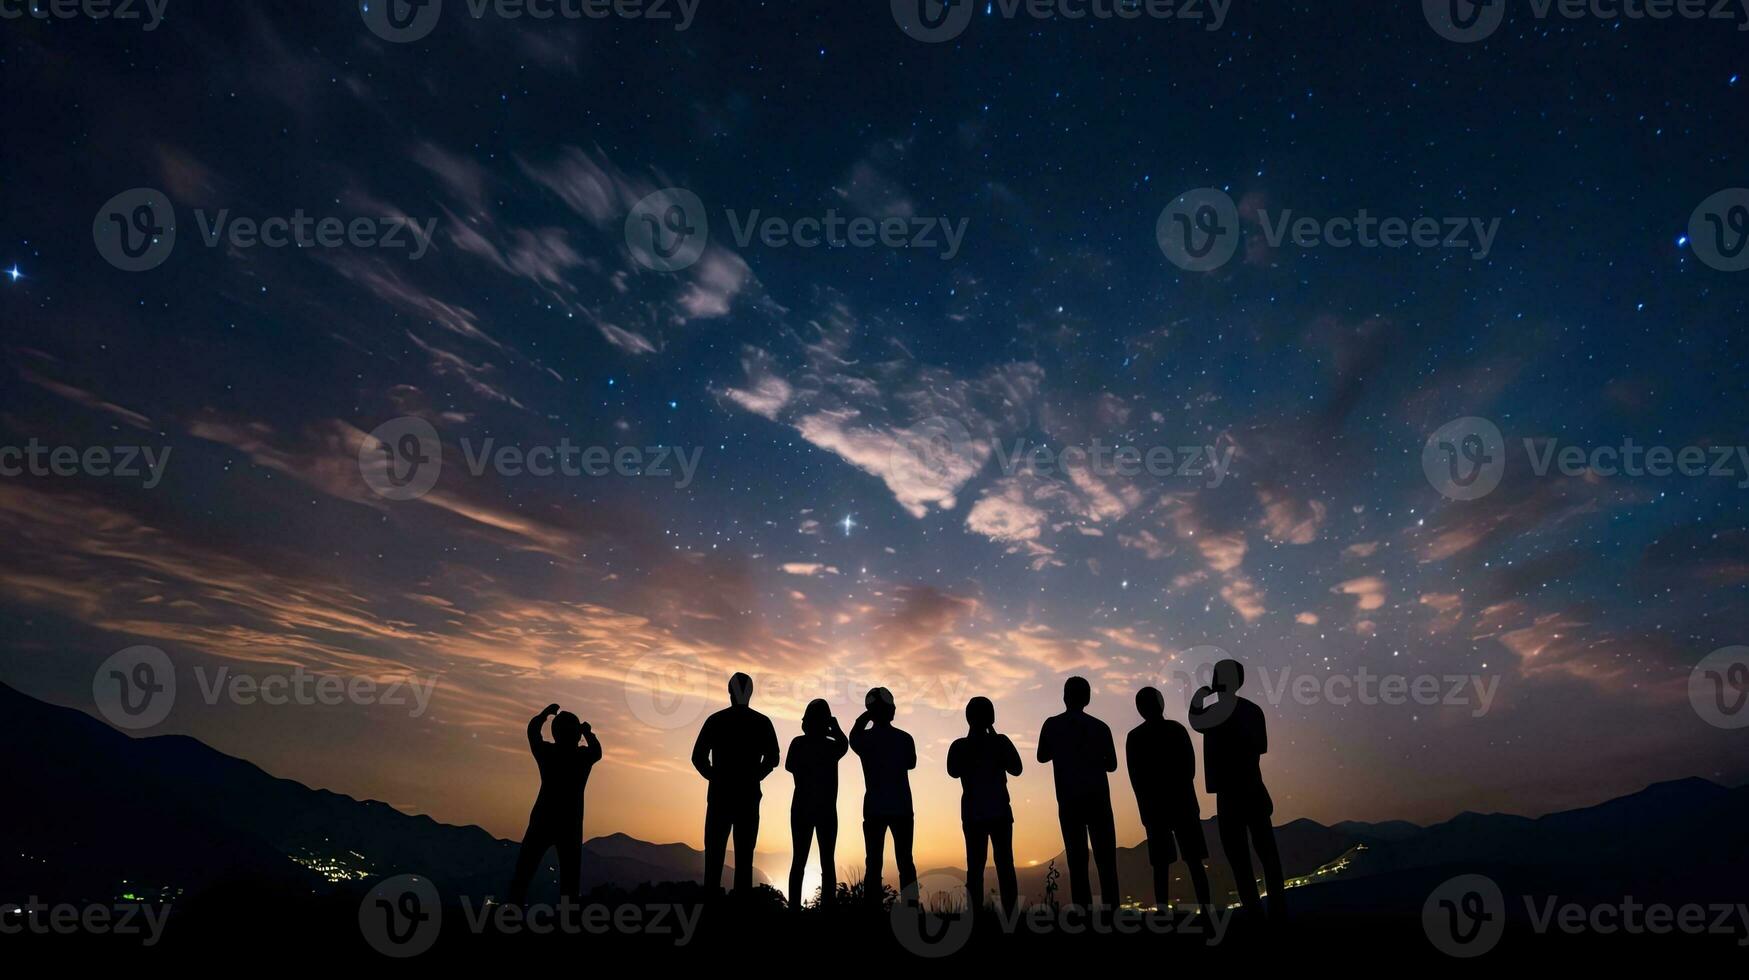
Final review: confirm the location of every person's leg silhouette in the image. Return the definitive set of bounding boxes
[1147,831,1173,909]
[1217,808,1261,914]
[789,812,814,909]
[732,796,759,893]
[508,827,552,906]
[1187,858,1213,913]
[1058,802,1092,907]
[556,833,582,902]
[964,822,989,906]
[892,815,917,898]
[863,818,888,904]
[1088,802,1118,907]
[703,803,731,894]
[990,821,1018,913]
[817,814,838,904]
[1250,810,1286,919]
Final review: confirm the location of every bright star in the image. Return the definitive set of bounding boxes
[4,265,20,283]
[840,514,856,536]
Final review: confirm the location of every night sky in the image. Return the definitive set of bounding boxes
[2,1,1747,876]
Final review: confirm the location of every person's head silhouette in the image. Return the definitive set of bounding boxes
[552,710,582,746]
[965,696,995,734]
[1211,659,1245,694]
[865,686,896,724]
[728,672,754,707]
[1135,686,1165,720]
[1063,675,1091,712]
[802,698,832,735]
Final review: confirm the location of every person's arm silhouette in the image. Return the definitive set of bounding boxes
[849,709,872,755]
[1125,730,1147,815]
[1168,722,1193,783]
[691,714,715,781]
[580,720,602,764]
[1099,722,1118,774]
[903,729,917,771]
[1188,686,1216,733]
[758,715,780,780]
[827,715,849,759]
[946,738,963,779]
[1037,716,1055,764]
[1000,734,1022,777]
[529,703,559,753]
[785,736,802,775]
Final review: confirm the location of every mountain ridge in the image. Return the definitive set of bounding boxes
[3,681,1741,909]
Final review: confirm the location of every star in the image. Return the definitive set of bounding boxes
[4,265,20,283]
[840,514,856,536]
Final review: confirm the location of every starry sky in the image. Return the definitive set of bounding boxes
[2,1,1747,876]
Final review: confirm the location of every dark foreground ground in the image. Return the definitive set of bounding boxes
[6,869,1747,971]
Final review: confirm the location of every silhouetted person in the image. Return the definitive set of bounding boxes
[947,696,1023,914]
[1037,676,1118,908]
[509,703,602,905]
[785,698,848,909]
[1127,687,1212,915]
[1190,659,1285,920]
[692,672,780,895]
[849,686,917,903]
